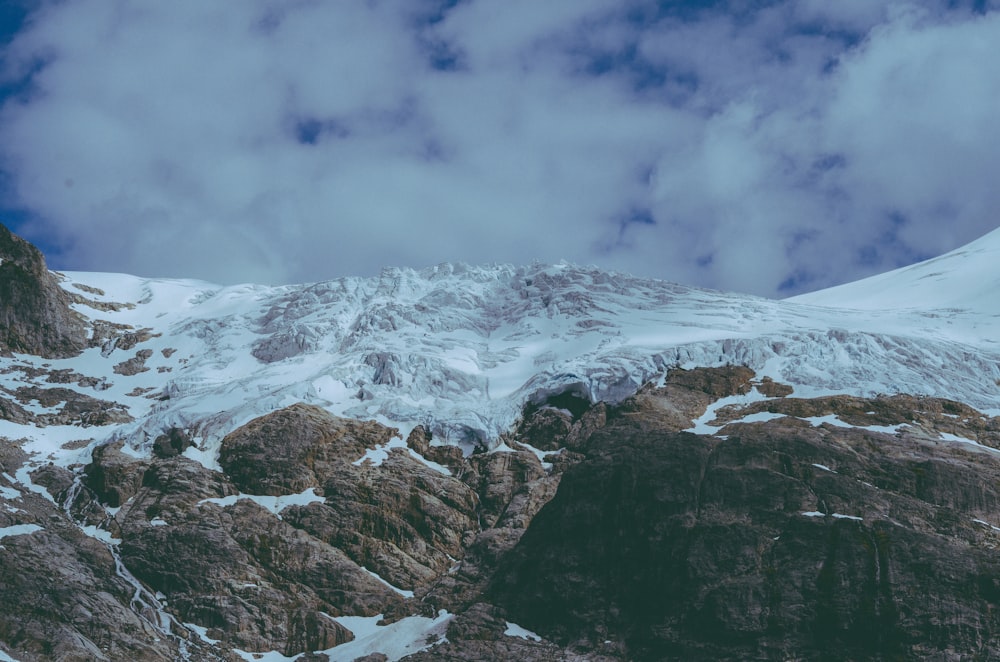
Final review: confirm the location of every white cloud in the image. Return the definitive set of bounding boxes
[0,0,999,296]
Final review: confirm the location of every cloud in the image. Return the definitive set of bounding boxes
[0,0,999,296]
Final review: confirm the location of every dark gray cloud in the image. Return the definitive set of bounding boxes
[1,0,998,296]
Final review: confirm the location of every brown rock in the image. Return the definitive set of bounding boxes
[84,441,150,508]
[755,375,794,397]
[0,223,89,358]
[113,349,154,376]
[114,456,398,656]
[284,448,479,594]
[218,403,396,495]
[12,386,132,426]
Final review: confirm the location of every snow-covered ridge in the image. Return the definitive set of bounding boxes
[4,229,1000,475]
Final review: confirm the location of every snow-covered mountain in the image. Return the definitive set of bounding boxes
[5,224,1000,661]
[5,228,1000,477]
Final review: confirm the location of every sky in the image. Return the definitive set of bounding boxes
[1,0,999,297]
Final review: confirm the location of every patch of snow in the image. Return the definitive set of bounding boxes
[504,621,543,641]
[736,411,788,424]
[182,443,222,472]
[361,567,415,598]
[232,650,301,662]
[804,414,852,428]
[150,518,168,527]
[939,432,1000,454]
[0,486,20,500]
[858,422,906,434]
[514,440,562,471]
[812,464,835,473]
[324,610,453,661]
[353,436,408,468]
[972,518,1000,532]
[406,448,452,476]
[802,511,863,521]
[197,487,325,519]
[184,622,221,645]
[0,524,42,540]
[81,524,121,545]
[803,415,904,434]
[685,388,771,435]
[0,649,21,662]
[13,467,55,504]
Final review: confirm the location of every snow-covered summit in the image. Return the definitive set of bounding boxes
[791,226,1000,313]
[4,231,1000,474]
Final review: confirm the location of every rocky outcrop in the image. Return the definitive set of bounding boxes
[218,402,395,495]
[109,452,401,656]
[0,442,203,662]
[84,441,150,508]
[2,386,132,426]
[613,364,758,432]
[151,428,193,459]
[251,324,321,363]
[0,223,89,358]
[77,405,487,656]
[113,349,153,376]
[489,380,1000,661]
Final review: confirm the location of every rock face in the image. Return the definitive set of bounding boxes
[218,403,395,495]
[0,223,89,358]
[3,386,133,427]
[489,375,1000,661]
[7,366,1000,661]
[0,441,197,662]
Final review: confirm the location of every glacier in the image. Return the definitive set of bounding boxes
[3,228,1000,478]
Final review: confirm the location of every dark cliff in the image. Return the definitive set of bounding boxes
[0,223,88,358]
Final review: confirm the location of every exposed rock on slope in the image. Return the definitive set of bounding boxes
[2,386,132,427]
[7,366,1000,660]
[218,403,394,495]
[490,376,1000,661]
[0,441,200,661]
[0,223,89,358]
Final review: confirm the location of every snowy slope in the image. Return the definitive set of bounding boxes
[790,226,1000,313]
[2,230,1000,485]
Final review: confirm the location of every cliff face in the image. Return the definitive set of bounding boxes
[5,366,1000,661]
[490,384,1000,660]
[0,224,88,358]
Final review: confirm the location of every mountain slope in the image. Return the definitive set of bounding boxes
[3,225,1000,660]
[790,226,1000,313]
[6,242,1000,477]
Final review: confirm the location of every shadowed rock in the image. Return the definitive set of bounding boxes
[0,223,89,358]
